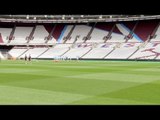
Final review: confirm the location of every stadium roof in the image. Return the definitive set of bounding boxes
[0,15,160,23]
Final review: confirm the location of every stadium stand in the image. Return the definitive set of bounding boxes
[0,18,160,60]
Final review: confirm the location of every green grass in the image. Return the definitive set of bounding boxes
[0,60,160,104]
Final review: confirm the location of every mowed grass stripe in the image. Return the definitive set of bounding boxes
[0,73,52,84]
[66,72,160,83]
[0,85,90,104]
[99,80,160,104]
[70,96,154,105]
[2,76,140,96]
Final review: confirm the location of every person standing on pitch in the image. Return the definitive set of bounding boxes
[28,54,31,62]
[25,54,27,64]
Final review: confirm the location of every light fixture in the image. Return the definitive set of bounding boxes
[26,15,29,19]
[62,15,65,20]
[99,15,102,19]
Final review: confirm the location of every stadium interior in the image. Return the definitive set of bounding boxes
[1,15,160,105]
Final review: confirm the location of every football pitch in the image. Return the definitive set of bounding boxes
[0,59,160,104]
